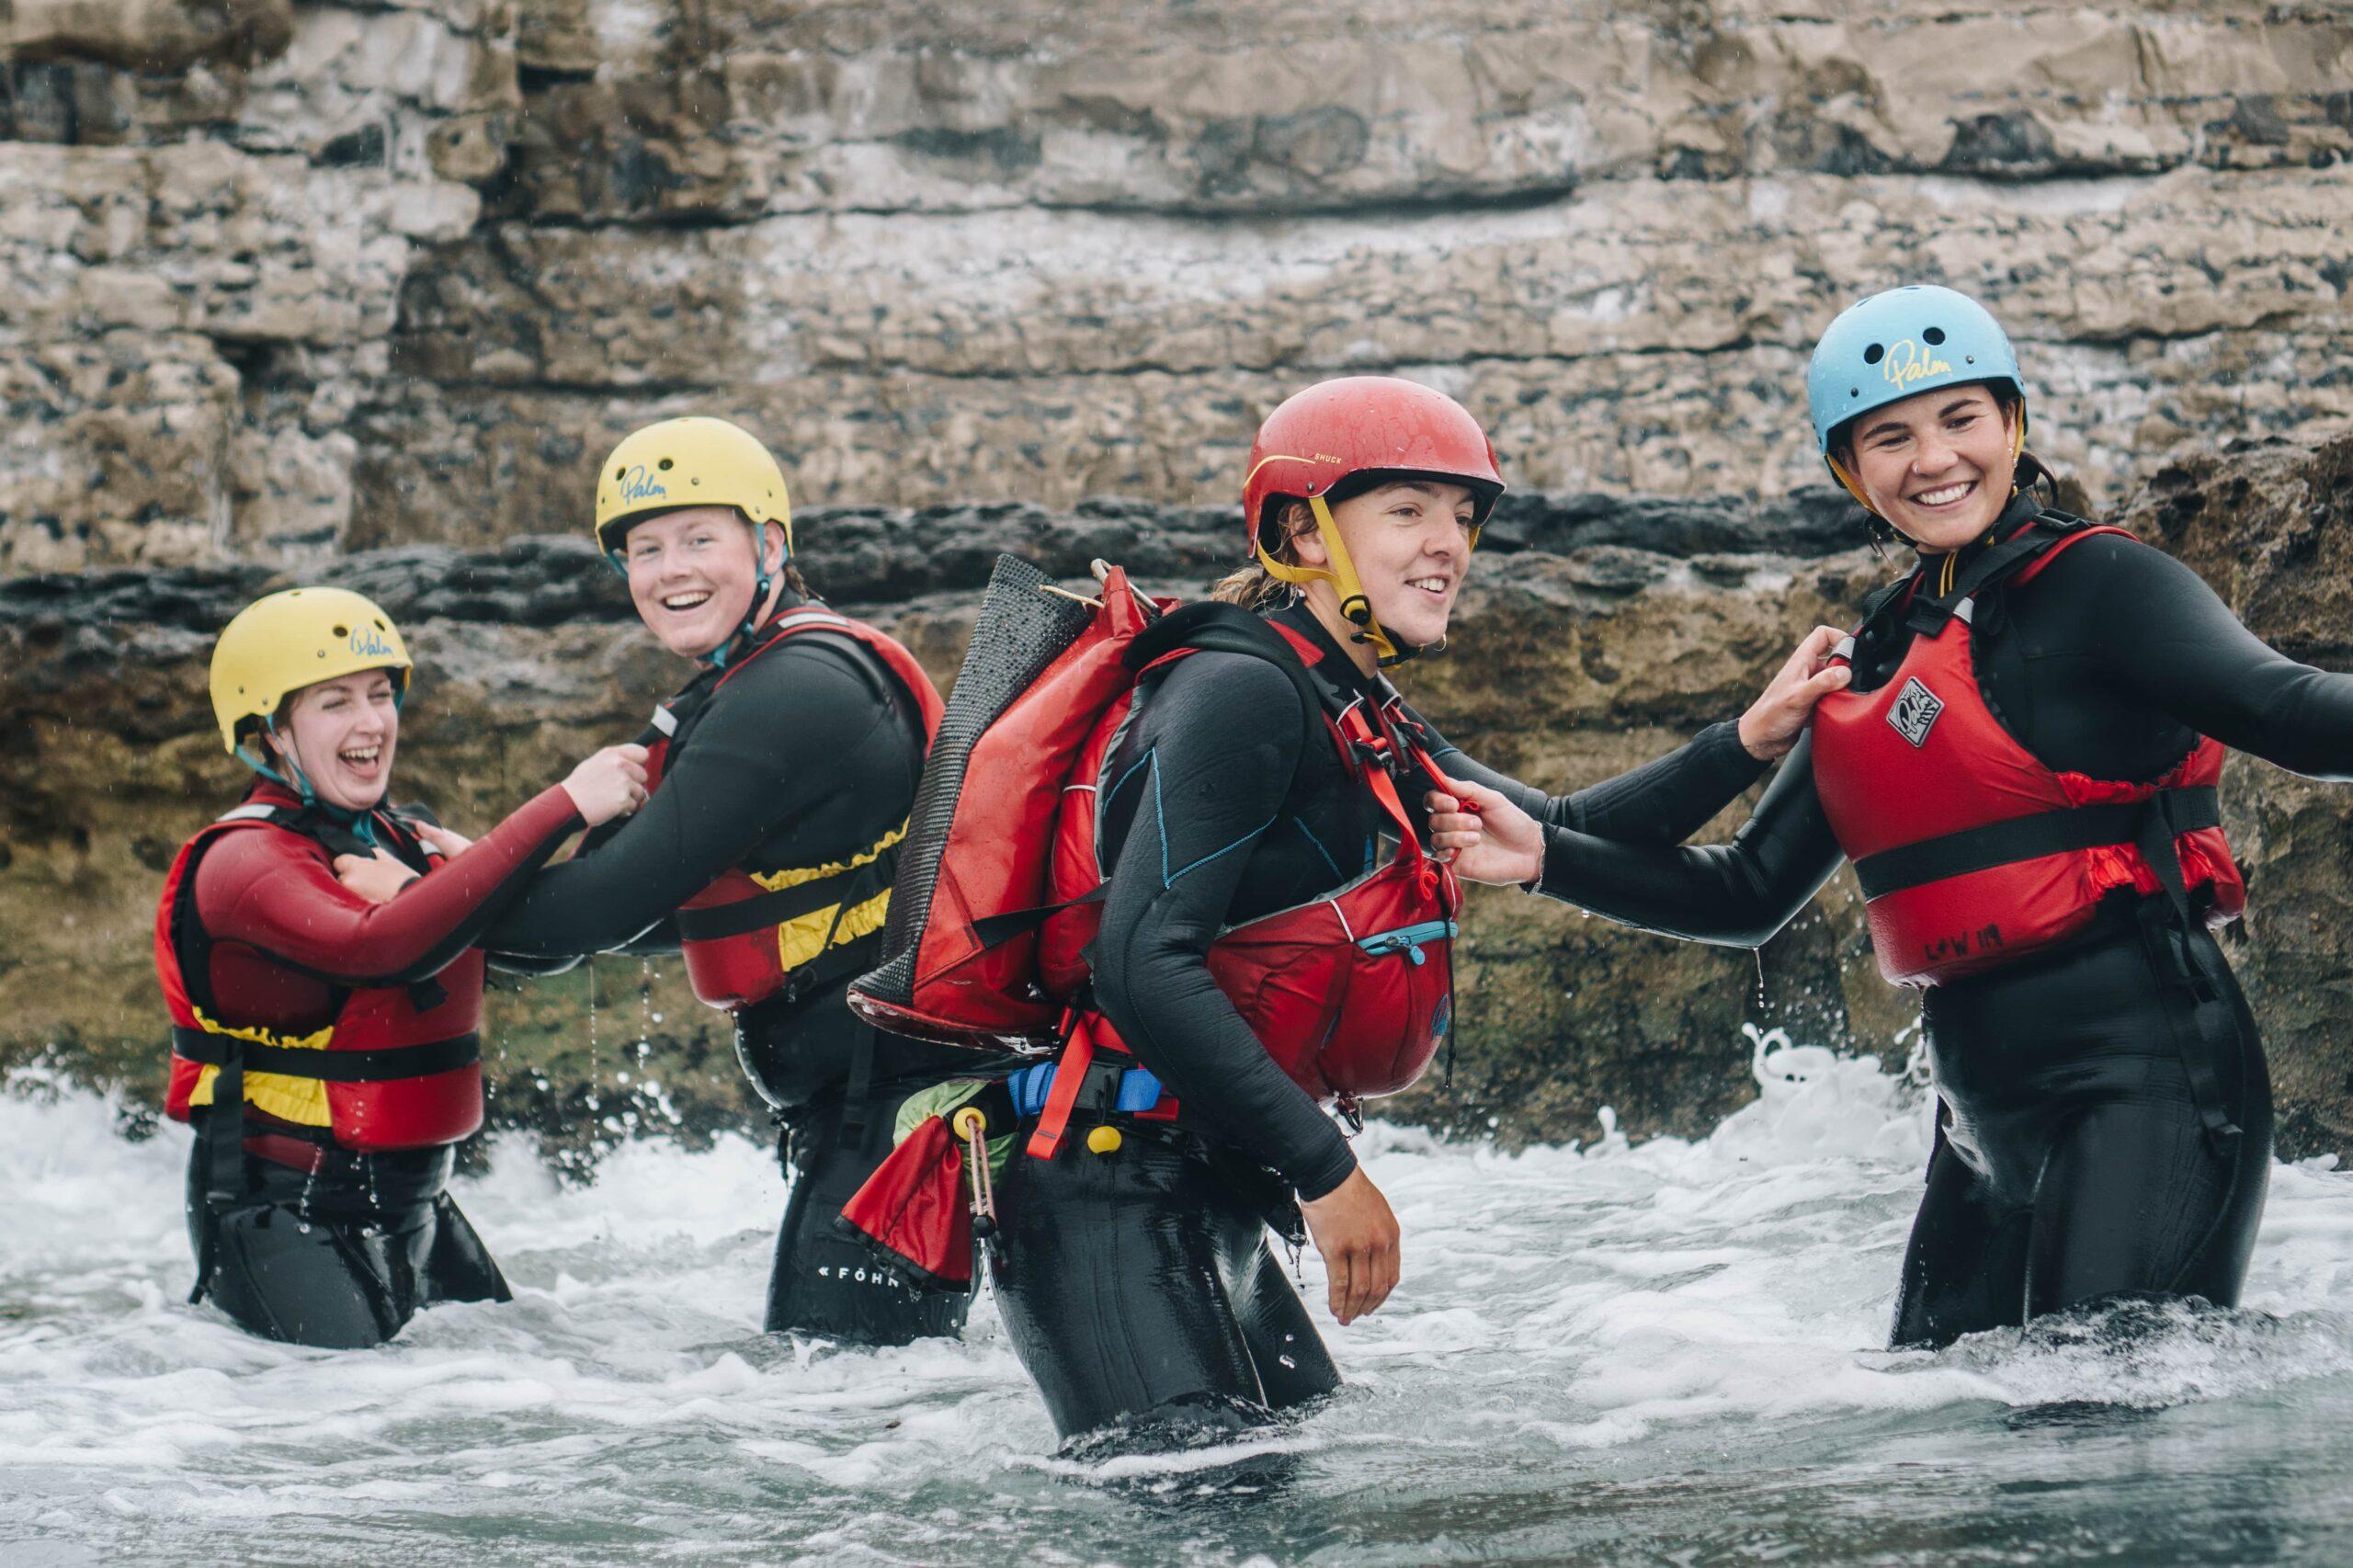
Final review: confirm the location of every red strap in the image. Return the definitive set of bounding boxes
[1335,702,1425,859]
[2011,523,2134,588]
[1026,1012,1098,1161]
[1267,620,1324,665]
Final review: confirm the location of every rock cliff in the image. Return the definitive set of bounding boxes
[5,2,2350,571]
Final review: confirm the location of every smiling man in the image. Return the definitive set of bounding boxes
[474,416,976,1347]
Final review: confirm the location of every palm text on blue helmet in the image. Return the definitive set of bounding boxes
[1805,285,2027,461]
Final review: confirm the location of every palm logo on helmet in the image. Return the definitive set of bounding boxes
[1804,285,2028,517]
[210,587,412,799]
[1242,377,1506,665]
[593,415,796,664]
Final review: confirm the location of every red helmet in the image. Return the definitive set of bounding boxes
[1242,376,1506,556]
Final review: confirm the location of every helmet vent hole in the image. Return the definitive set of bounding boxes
[332,624,348,638]
[1861,343,1885,365]
[1923,326,1946,345]
[657,458,674,471]
[1848,387,1859,398]
[1965,355,1976,365]
[614,466,625,480]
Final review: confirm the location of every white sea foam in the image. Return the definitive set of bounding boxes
[4,1040,2350,1565]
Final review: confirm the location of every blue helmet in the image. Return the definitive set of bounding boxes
[1805,285,2026,460]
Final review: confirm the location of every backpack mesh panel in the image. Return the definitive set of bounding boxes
[855,554,1097,1008]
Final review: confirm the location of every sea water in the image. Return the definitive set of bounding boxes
[4,1038,2350,1566]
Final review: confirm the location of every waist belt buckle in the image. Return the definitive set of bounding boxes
[1072,1055,1128,1116]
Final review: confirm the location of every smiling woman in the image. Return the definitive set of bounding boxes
[156,587,648,1347]
[1443,282,2353,1353]
[475,415,973,1351]
[939,376,1849,1451]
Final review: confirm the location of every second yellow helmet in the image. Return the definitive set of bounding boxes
[593,416,792,558]
[210,587,411,757]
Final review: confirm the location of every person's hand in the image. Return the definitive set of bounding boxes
[413,822,473,858]
[334,847,416,904]
[1423,786,1483,864]
[561,744,651,826]
[1298,1165,1402,1325]
[1430,780,1544,886]
[1736,625,1852,760]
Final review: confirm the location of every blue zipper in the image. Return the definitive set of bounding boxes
[1356,919,1458,966]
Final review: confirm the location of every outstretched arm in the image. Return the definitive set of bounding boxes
[1427,624,1848,846]
[486,650,897,959]
[2075,536,2353,779]
[1447,733,1847,948]
[198,787,583,987]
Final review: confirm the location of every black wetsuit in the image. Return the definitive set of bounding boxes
[991,602,1767,1443]
[1528,495,2353,1347]
[186,1142,509,1349]
[488,598,974,1346]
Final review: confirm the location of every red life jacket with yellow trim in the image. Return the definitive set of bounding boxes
[157,801,485,1152]
[1811,517,2245,987]
[642,605,945,1011]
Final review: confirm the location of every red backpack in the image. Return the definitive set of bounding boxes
[847,555,1462,1111]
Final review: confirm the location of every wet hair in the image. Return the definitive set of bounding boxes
[1211,498,1313,608]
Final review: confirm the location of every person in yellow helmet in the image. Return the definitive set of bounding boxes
[159,586,648,1346]
[462,416,975,1346]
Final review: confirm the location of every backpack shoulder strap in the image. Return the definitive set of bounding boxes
[1127,600,1329,764]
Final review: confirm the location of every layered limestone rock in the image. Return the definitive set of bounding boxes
[8,438,2353,1163]
[6,1,2352,571]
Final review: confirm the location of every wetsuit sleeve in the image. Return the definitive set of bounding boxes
[1533,733,1847,946]
[2065,535,2353,779]
[1427,718,1765,845]
[194,786,583,986]
[484,646,898,958]
[1090,653,1359,1201]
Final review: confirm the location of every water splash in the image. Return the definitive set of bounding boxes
[4,1047,2351,1565]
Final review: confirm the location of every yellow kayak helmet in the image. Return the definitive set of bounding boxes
[593,416,792,560]
[210,586,412,758]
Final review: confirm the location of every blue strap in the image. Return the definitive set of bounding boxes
[1008,1061,1165,1118]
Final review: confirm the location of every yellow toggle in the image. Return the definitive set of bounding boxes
[952,1105,988,1142]
[1086,1124,1123,1155]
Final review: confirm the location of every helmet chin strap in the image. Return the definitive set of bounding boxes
[235,722,313,804]
[1255,494,1405,665]
[705,521,790,671]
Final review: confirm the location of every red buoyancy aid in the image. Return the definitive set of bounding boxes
[1811,519,2245,987]
[643,605,945,1012]
[157,802,486,1151]
[1029,619,1461,1140]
